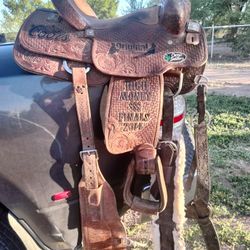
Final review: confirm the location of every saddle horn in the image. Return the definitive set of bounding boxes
[160,0,191,35]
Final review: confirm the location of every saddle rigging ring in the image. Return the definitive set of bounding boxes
[63,60,91,75]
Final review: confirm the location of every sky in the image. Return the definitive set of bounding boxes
[0,1,3,21]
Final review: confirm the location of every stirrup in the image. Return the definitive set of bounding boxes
[123,156,167,214]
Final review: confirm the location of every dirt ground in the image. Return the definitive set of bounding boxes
[205,64,250,97]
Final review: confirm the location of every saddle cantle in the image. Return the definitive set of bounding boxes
[53,0,160,30]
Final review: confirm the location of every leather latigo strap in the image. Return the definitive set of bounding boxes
[158,143,178,250]
[104,75,164,154]
[153,125,179,249]
[72,68,126,249]
[186,85,220,250]
[156,87,184,249]
[162,88,174,141]
[14,38,109,86]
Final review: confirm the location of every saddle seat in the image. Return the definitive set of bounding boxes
[52,0,160,30]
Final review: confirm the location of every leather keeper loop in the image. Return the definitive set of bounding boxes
[134,143,157,175]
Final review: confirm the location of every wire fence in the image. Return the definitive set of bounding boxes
[204,24,250,62]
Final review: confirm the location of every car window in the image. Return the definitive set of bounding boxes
[0,32,17,44]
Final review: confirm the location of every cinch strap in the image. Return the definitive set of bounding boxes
[72,68,127,250]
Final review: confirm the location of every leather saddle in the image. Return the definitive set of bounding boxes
[14,0,207,95]
[13,1,210,249]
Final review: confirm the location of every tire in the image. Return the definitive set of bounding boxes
[0,212,26,250]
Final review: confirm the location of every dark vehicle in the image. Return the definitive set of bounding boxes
[0,41,198,249]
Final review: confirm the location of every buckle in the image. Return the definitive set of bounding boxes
[80,149,98,158]
[194,75,209,90]
[186,200,212,220]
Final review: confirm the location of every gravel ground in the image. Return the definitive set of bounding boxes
[205,65,250,97]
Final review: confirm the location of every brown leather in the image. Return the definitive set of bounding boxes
[73,68,127,249]
[157,142,178,250]
[151,141,178,201]
[134,143,157,175]
[53,0,160,30]
[73,0,97,18]
[162,89,174,141]
[92,25,207,78]
[13,0,213,248]
[194,122,210,202]
[18,9,93,63]
[53,0,190,35]
[16,8,207,78]
[104,76,164,154]
[197,85,207,124]
[52,0,98,30]
[186,85,221,250]
[14,38,109,86]
[14,4,207,94]
[164,66,206,96]
[160,0,191,35]
[186,200,220,250]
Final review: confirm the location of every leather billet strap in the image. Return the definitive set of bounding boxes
[162,88,174,141]
[157,139,178,249]
[186,85,220,250]
[197,84,206,124]
[72,68,127,249]
[187,200,220,250]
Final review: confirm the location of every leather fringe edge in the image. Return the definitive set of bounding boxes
[173,135,186,250]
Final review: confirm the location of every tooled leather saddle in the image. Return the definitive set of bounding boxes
[14,0,220,249]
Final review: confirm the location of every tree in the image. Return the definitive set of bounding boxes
[190,0,250,26]
[122,0,159,14]
[147,0,160,7]
[1,0,54,33]
[190,0,250,56]
[231,5,250,56]
[0,0,119,33]
[122,0,145,14]
[87,0,119,18]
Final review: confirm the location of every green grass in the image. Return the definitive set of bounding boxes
[185,94,250,248]
[125,95,250,249]
[126,222,153,250]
